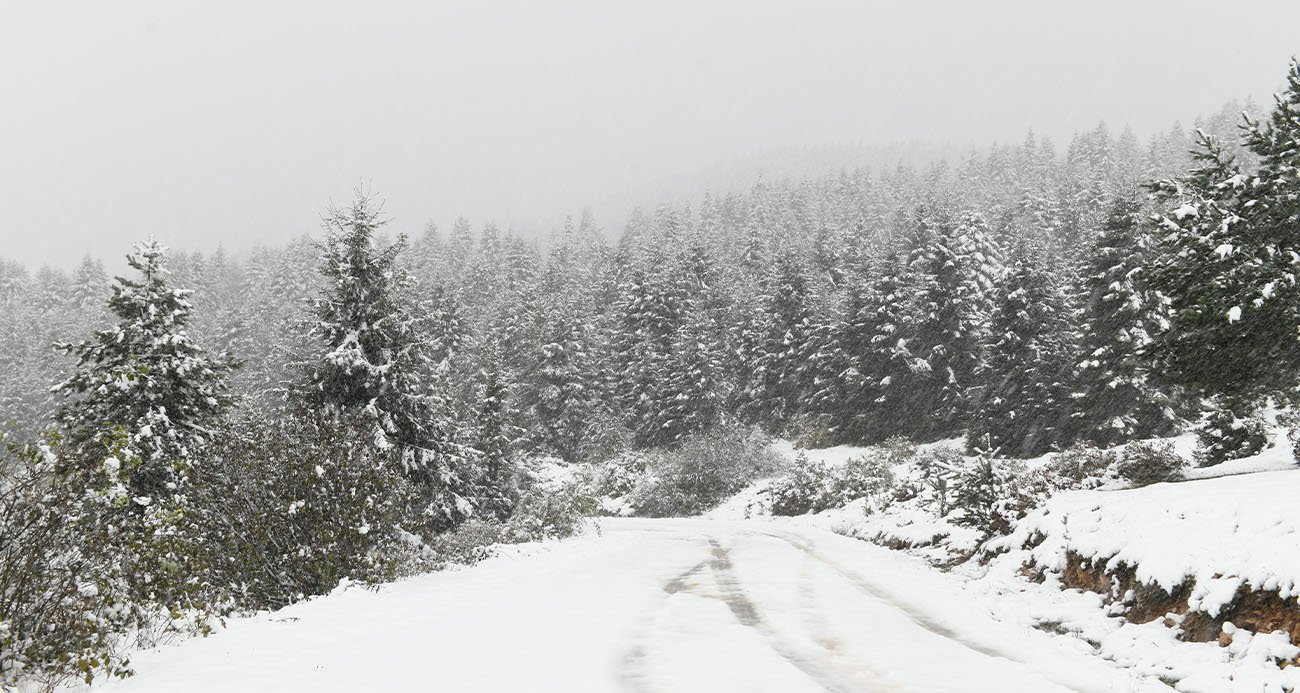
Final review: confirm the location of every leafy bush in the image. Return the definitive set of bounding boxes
[0,430,207,689]
[1195,407,1269,466]
[504,470,598,542]
[768,453,830,516]
[0,434,123,688]
[768,451,896,516]
[588,451,648,500]
[1116,441,1187,487]
[185,409,427,610]
[1042,443,1115,490]
[901,446,965,517]
[626,424,786,517]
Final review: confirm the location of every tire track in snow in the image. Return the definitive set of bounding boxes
[753,528,1113,693]
[702,537,896,693]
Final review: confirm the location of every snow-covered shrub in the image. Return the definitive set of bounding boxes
[0,431,161,688]
[786,413,835,449]
[626,424,786,517]
[186,409,427,610]
[895,446,964,517]
[1042,443,1115,490]
[1115,440,1187,487]
[589,451,649,500]
[951,455,1000,532]
[1195,407,1269,466]
[768,451,895,516]
[501,481,597,542]
[768,453,830,516]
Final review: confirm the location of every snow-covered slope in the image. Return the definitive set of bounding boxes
[994,469,1300,609]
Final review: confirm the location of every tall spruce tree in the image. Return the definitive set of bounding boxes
[968,243,1076,457]
[1147,60,1300,406]
[900,212,982,440]
[303,192,474,530]
[54,240,236,497]
[1069,195,1177,444]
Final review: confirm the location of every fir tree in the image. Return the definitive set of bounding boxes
[1069,195,1177,444]
[302,191,474,530]
[1146,59,1300,407]
[968,243,1076,457]
[54,240,236,497]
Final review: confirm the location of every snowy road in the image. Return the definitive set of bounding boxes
[85,519,1163,692]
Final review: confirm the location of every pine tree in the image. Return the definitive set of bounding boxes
[899,211,983,440]
[836,253,919,443]
[302,191,474,530]
[968,243,1076,457]
[1069,195,1177,444]
[469,365,521,520]
[1146,60,1300,409]
[744,254,815,432]
[54,240,236,498]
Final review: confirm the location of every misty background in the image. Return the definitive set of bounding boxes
[3,0,1299,269]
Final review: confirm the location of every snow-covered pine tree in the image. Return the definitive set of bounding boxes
[520,303,600,461]
[743,254,816,433]
[302,191,475,530]
[967,242,1076,457]
[1146,57,1300,409]
[899,210,982,440]
[825,252,915,444]
[54,240,236,498]
[468,363,521,521]
[1069,195,1177,444]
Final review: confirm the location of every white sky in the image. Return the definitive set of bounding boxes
[2,0,1298,269]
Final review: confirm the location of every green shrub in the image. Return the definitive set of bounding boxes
[768,453,830,516]
[0,431,157,688]
[1195,407,1269,467]
[626,424,786,517]
[1116,441,1187,486]
[186,409,427,610]
[768,451,895,516]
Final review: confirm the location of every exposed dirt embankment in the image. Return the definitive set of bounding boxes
[1020,549,1300,658]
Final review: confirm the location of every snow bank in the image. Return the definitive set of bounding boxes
[994,469,1300,611]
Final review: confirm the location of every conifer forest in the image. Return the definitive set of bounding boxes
[3,7,1300,691]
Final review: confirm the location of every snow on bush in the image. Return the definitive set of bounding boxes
[586,424,787,518]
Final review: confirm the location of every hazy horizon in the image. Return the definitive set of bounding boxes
[4,0,1299,270]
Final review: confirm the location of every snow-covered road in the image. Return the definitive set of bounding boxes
[84,519,1163,692]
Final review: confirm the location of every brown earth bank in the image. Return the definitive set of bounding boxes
[1019,549,1300,666]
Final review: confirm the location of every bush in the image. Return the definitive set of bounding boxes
[626,424,786,517]
[1042,443,1115,491]
[186,408,427,610]
[768,453,830,516]
[904,446,965,517]
[1195,407,1269,467]
[1116,441,1187,487]
[0,431,171,689]
[768,451,896,516]
[951,454,1003,534]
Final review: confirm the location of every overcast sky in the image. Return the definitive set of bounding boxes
[3,0,1299,270]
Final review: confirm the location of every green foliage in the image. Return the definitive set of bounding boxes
[768,451,896,516]
[1146,59,1300,405]
[951,453,1012,536]
[625,424,786,517]
[53,241,235,498]
[185,409,428,610]
[1117,441,1187,486]
[1195,407,1269,467]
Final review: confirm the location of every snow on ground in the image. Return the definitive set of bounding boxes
[992,468,1300,607]
[722,435,1300,691]
[68,519,1166,693]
